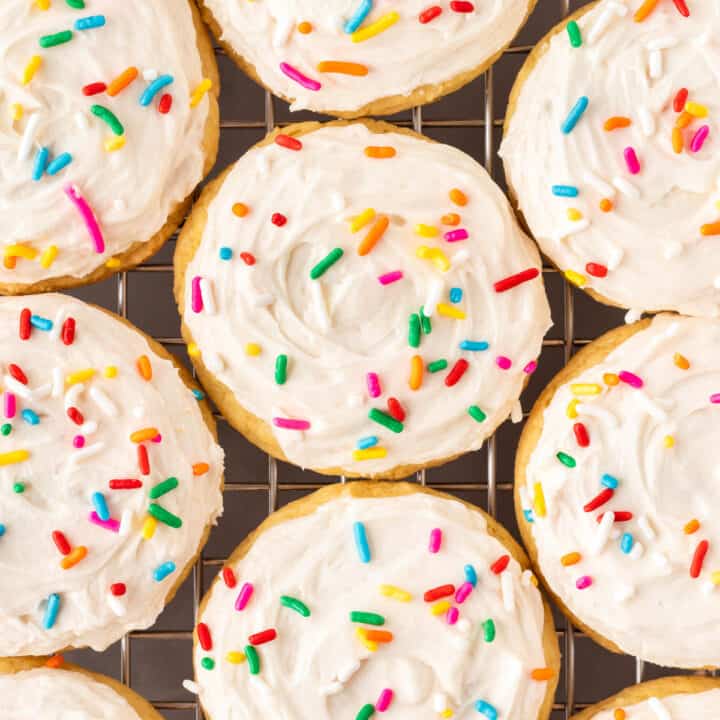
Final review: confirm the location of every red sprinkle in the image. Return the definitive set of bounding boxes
[8,364,28,385]
[450,0,474,11]
[19,309,31,340]
[690,539,709,578]
[490,554,510,574]
[67,407,84,425]
[110,582,126,597]
[584,488,614,512]
[52,530,71,556]
[158,93,173,114]
[673,0,690,17]
[137,444,150,475]
[222,566,237,589]
[387,397,406,422]
[445,358,469,387]
[596,511,633,523]
[61,317,76,345]
[419,5,442,23]
[424,584,455,602]
[109,479,143,490]
[585,262,608,278]
[494,268,540,293]
[240,252,256,266]
[82,82,107,96]
[249,628,277,646]
[197,622,213,651]
[271,213,287,227]
[573,422,590,447]
[673,87,689,113]
[275,134,303,151]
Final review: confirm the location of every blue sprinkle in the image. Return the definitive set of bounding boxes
[191,388,205,401]
[0,524,5,537]
[357,436,378,450]
[552,184,579,197]
[601,473,618,489]
[46,152,73,176]
[475,700,498,720]
[460,340,490,352]
[91,492,110,521]
[523,509,535,523]
[154,561,176,582]
[75,15,106,31]
[464,564,478,587]
[21,409,39,426]
[32,147,50,181]
[30,315,53,331]
[140,75,174,107]
[450,287,463,304]
[219,247,233,261]
[353,521,371,563]
[561,96,589,134]
[344,0,373,33]
[43,593,60,629]
[620,533,634,554]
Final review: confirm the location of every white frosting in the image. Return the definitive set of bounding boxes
[0,294,223,656]
[0,667,143,720]
[0,0,212,283]
[589,688,720,720]
[182,123,550,475]
[202,0,530,113]
[196,490,554,719]
[523,314,720,667]
[501,0,720,317]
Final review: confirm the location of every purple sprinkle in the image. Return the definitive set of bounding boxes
[618,370,643,388]
[89,512,120,533]
[73,435,85,449]
[152,433,162,443]
[446,606,459,625]
[376,688,394,712]
[378,270,403,286]
[367,372,382,399]
[279,62,321,91]
[455,581,473,604]
[576,575,592,590]
[710,393,720,404]
[496,356,512,370]
[235,582,254,611]
[690,125,710,153]
[444,228,469,242]
[191,276,203,313]
[428,528,442,554]
[523,360,538,375]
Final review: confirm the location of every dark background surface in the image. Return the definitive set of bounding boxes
[63,1,702,717]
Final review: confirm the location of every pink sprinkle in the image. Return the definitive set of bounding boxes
[523,360,538,375]
[691,125,710,153]
[367,372,382,399]
[444,228,468,242]
[376,689,394,713]
[89,512,120,533]
[446,606,459,625]
[618,370,643,388]
[710,393,720,404]
[576,575,593,590]
[279,62,321,91]
[73,435,85,449]
[152,433,162,443]
[455,581,473,604]
[272,417,311,431]
[496,356,512,370]
[428,528,442,554]
[3,392,16,419]
[624,147,641,175]
[64,183,105,253]
[191,276,203,313]
[378,270,403,286]
[235,582,254,611]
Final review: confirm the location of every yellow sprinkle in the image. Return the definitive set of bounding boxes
[441,710,454,719]
[664,435,675,448]
[353,447,388,461]
[566,398,579,419]
[379,584,413,602]
[350,208,376,233]
[104,366,118,378]
[11,104,23,121]
[356,628,378,652]
[190,78,213,108]
[188,343,201,358]
[685,101,709,118]
[4,244,38,260]
[351,11,399,43]
[22,55,42,86]
[245,343,262,356]
[415,224,439,238]
[533,482,546,518]
[711,570,720,586]
[141,516,157,540]
[430,600,452,616]
[66,368,96,386]
[36,0,51,7]
[416,245,451,272]
[570,383,602,396]
[528,573,539,587]
[104,135,126,152]
[564,269,587,287]
[105,258,122,269]
[40,245,58,269]
[0,449,30,466]
[436,303,465,320]
[567,208,583,222]
[226,651,246,664]
[603,373,619,386]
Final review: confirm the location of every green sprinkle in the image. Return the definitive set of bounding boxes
[557,451,577,468]
[13,482,24,494]
[468,405,487,423]
[356,704,376,720]
[149,477,179,499]
[280,595,311,617]
[368,408,403,434]
[275,354,288,385]
[310,247,344,279]
[39,30,73,48]
[91,105,124,136]
[201,657,215,670]
[66,0,85,7]
[1,424,11,436]
[408,313,421,348]
[245,645,260,675]
[482,618,496,642]
[419,307,432,335]
[147,503,183,528]
[567,20,582,47]
[427,359,448,373]
[350,611,385,626]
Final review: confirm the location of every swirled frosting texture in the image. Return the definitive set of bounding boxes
[501,0,720,317]
[0,295,223,656]
[589,689,720,720]
[181,123,550,475]
[196,490,553,720]
[0,668,142,720]
[0,0,211,283]
[523,314,720,667]
[202,0,530,114]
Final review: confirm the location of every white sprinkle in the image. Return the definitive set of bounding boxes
[625,308,644,324]
[337,660,360,683]
[64,382,85,410]
[330,192,346,211]
[49,308,67,341]
[635,391,668,421]
[612,177,641,200]
[456,618,471,633]
[17,113,41,162]
[629,541,644,560]
[199,278,216,316]
[143,68,158,82]
[511,401,523,424]
[51,367,63,398]
[606,244,624,271]
[592,511,615,555]
[648,697,672,720]
[68,442,105,465]
[75,112,88,130]
[319,682,343,696]
[32,383,51,399]
[578,403,618,429]
[637,106,655,136]
[250,293,275,308]
[610,528,621,541]
[272,17,294,47]
[663,241,683,260]
[587,8,615,44]
[452,248,470,266]
[583,171,615,198]
[119,509,133,537]
[638,515,656,541]
[614,584,635,603]
[557,220,591,242]
[346,393,364,408]
[423,279,443,318]
[204,352,225,374]
[4,376,31,399]
[647,35,678,50]
[433,694,447,713]
[648,49,663,79]
[132,404,145,419]
[182,679,200,695]
[608,0,628,15]
[256,153,271,176]
[702,581,716,596]
[501,571,515,612]
[90,387,118,417]
[518,485,531,511]
[80,421,97,436]
[521,569,535,587]
[108,594,126,617]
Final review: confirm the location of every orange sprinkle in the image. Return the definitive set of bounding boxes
[530,667,555,681]
[193,462,210,476]
[107,66,139,97]
[232,202,249,217]
[136,355,152,381]
[684,518,700,534]
[441,213,460,226]
[701,222,720,236]
[317,61,368,76]
[614,710,626,720]
[364,146,396,159]
[46,654,64,669]
[130,427,158,443]
[561,552,582,566]
[672,127,684,154]
[603,373,620,386]
[357,215,389,256]
[676,111,692,129]
[604,116,632,131]
[365,629,393,643]
[409,355,423,390]
[674,352,690,370]
[634,0,659,22]
[599,198,613,213]
[61,545,87,570]
[297,21,313,34]
[449,188,468,206]
[4,255,17,270]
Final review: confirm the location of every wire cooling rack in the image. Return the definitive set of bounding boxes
[63,1,712,718]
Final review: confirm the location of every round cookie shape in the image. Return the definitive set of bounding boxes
[0,658,162,720]
[0,294,224,656]
[571,676,720,719]
[175,120,551,479]
[516,313,720,668]
[194,482,560,720]
[198,0,536,117]
[501,0,720,317]
[0,0,219,293]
